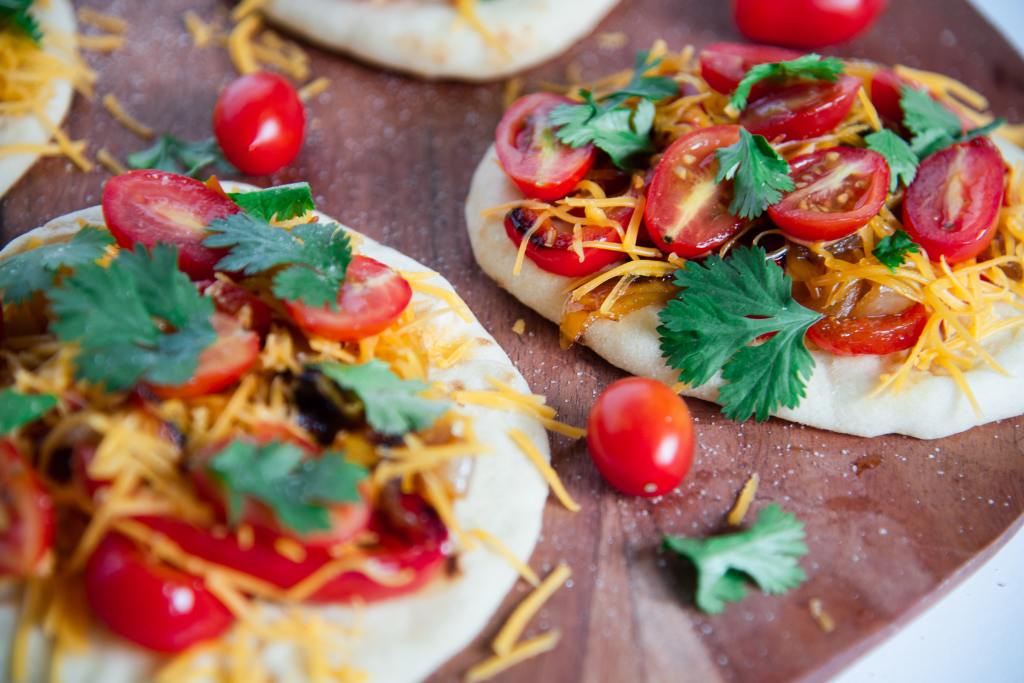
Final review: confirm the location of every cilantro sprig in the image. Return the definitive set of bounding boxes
[208,441,367,535]
[0,227,114,304]
[873,229,921,272]
[204,213,352,310]
[663,504,808,614]
[900,86,1005,158]
[0,0,41,43]
[658,246,822,422]
[316,360,449,436]
[730,54,845,110]
[864,129,918,192]
[49,244,217,391]
[550,52,679,168]
[715,129,795,219]
[0,389,57,435]
[228,183,315,222]
[127,134,235,179]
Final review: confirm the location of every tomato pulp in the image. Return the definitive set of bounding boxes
[807,303,928,355]
[742,75,862,141]
[0,440,54,577]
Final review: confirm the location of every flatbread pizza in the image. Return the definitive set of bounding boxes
[262,0,621,81]
[466,42,1024,439]
[0,172,577,682]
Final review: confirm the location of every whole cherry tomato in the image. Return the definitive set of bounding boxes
[733,0,887,49]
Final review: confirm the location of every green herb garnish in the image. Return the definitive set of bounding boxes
[0,389,57,435]
[864,129,918,192]
[872,229,921,272]
[317,360,449,436]
[662,504,808,614]
[715,129,795,220]
[658,246,822,422]
[0,226,114,305]
[1,0,41,43]
[900,86,1005,158]
[208,441,367,534]
[228,183,316,222]
[126,134,235,179]
[48,244,217,391]
[730,54,844,110]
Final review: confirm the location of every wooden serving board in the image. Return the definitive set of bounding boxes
[3,1,1024,681]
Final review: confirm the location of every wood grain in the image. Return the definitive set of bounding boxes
[3,1,1024,681]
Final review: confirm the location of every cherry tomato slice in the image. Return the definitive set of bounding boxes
[496,93,596,201]
[0,440,54,577]
[699,42,802,94]
[768,147,889,242]
[197,279,273,339]
[587,378,695,498]
[902,137,1007,264]
[503,206,629,277]
[733,0,887,49]
[283,256,412,342]
[85,534,234,653]
[644,125,747,258]
[151,313,259,399]
[742,75,862,142]
[869,70,969,133]
[807,302,928,355]
[213,72,306,177]
[102,170,241,280]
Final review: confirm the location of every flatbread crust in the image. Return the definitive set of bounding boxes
[0,0,78,198]
[263,0,621,81]
[465,142,1024,440]
[0,184,551,683]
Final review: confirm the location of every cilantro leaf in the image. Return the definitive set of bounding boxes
[731,54,844,110]
[549,51,679,169]
[658,246,822,422]
[48,244,217,391]
[662,504,809,614]
[0,0,41,43]
[126,134,235,179]
[900,86,1006,158]
[204,213,352,310]
[715,129,795,220]
[228,183,315,222]
[0,227,114,304]
[316,360,449,436]
[864,129,918,192]
[0,389,57,435]
[208,441,367,534]
[872,229,921,272]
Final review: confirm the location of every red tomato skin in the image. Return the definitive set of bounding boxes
[587,378,695,498]
[151,313,259,400]
[496,93,596,201]
[503,206,628,277]
[644,125,747,258]
[213,72,305,176]
[869,70,970,133]
[768,147,890,242]
[742,75,862,141]
[102,170,241,280]
[284,256,412,342]
[198,279,273,339]
[734,0,887,49]
[0,440,54,577]
[85,534,234,653]
[699,42,802,94]
[807,303,928,356]
[902,137,1007,264]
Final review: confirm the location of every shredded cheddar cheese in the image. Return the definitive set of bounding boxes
[727,473,759,527]
[512,318,526,335]
[491,563,571,656]
[465,631,561,683]
[101,93,154,139]
[507,429,581,512]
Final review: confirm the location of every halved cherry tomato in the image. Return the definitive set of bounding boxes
[197,279,273,339]
[0,440,54,577]
[151,313,259,399]
[283,256,412,341]
[742,75,861,142]
[137,490,447,603]
[496,93,596,201]
[807,303,928,355]
[85,534,234,653]
[699,42,801,94]
[869,70,969,133]
[903,137,1007,264]
[102,170,241,280]
[768,147,889,242]
[213,72,306,177]
[734,0,887,49]
[503,206,629,277]
[587,378,695,498]
[644,125,747,258]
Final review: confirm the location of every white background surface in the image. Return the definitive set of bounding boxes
[835,2,1024,682]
